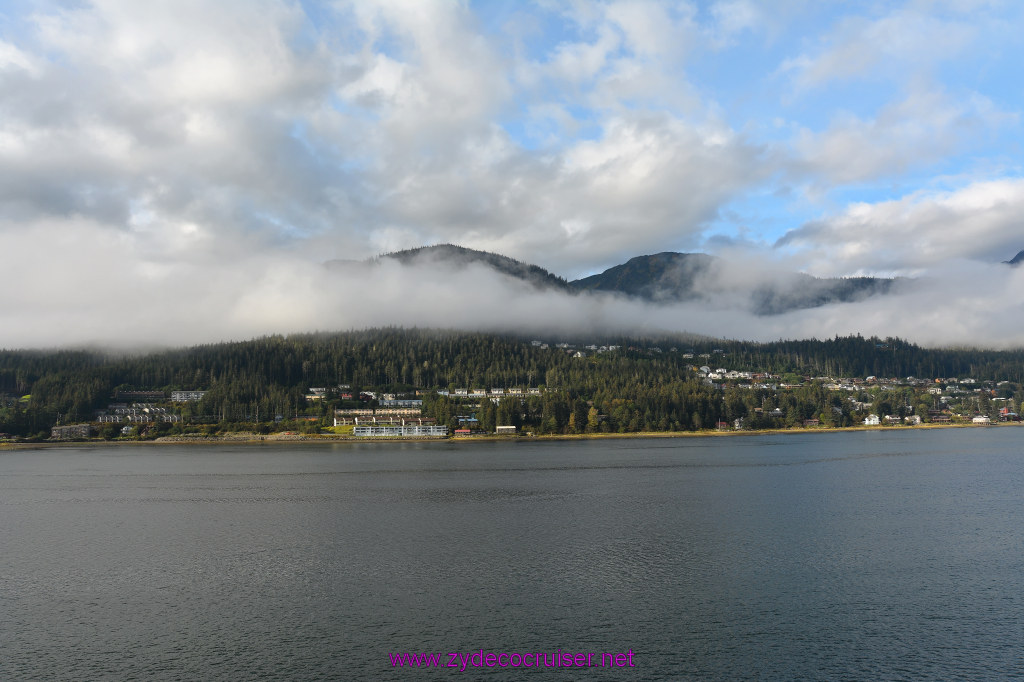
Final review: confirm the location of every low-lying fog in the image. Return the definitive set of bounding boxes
[3,235,1021,350]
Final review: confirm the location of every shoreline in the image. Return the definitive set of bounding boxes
[2,421,1019,450]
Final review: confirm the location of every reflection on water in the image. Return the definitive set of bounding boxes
[2,428,1023,680]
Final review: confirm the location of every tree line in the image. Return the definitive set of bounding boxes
[2,329,1023,438]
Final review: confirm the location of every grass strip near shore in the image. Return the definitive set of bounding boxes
[2,420,1020,450]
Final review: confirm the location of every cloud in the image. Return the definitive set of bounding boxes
[361,111,765,275]
[0,0,348,246]
[705,0,763,47]
[0,0,765,280]
[1,1,1023,349]
[778,8,977,91]
[604,0,695,62]
[3,233,1022,349]
[776,179,1024,275]
[791,87,1014,185]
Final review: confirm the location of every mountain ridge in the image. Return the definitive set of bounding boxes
[375,244,571,291]
[568,251,899,313]
[329,244,905,314]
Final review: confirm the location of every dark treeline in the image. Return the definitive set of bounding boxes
[709,336,1024,382]
[2,329,1023,438]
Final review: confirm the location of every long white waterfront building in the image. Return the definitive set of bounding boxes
[352,425,448,437]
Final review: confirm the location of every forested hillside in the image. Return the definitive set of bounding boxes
[2,329,1023,439]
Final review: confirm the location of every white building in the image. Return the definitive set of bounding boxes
[353,425,448,437]
[378,399,423,408]
[864,414,881,426]
[171,391,207,402]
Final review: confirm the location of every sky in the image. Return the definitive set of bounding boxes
[2,0,1024,348]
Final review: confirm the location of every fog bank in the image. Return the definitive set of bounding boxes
[3,238,1022,349]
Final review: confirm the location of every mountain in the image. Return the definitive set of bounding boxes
[569,252,898,314]
[748,274,897,315]
[569,252,716,300]
[331,244,572,292]
[327,246,898,314]
[1005,250,1024,266]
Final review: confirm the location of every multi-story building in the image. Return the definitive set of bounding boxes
[51,424,92,440]
[352,425,448,437]
[171,391,207,402]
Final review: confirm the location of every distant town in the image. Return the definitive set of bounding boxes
[6,331,1016,444]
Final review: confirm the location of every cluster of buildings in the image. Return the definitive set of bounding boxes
[49,391,207,440]
[529,340,625,358]
[437,388,543,399]
[863,414,924,426]
[700,365,1020,427]
[332,396,449,437]
[697,367,779,388]
[52,401,189,439]
[95,403,181,424]
[530,340,621,352]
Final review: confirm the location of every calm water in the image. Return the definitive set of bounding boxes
[2,429,1024,680]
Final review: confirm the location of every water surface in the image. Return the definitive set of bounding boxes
[2,429,1023,680]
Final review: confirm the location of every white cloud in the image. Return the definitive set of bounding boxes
[777,178,1024,275]
[791,88,1014,184]
[0,39,39,75]
[338,0,511,144]
[0,0,763,286]
[706,0,762,47]
[33,0,318,104]
[605,0,695,61]
[4,221,1023,349]
[359,111,764,276]
[778,8,976,91]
